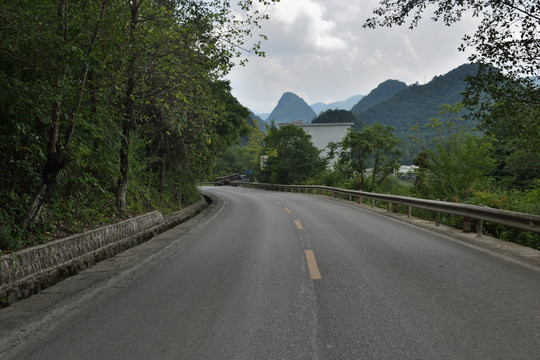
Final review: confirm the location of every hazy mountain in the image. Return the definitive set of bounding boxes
[265,92,316,124]
[350,80,408,115]
[247,112,266,132]
[311,95,364,114]
[255,113,270,121]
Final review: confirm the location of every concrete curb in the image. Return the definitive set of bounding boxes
[0,197,208,308]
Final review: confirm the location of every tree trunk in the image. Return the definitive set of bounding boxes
[19,0,109,230]
[115,1,141,211]
[116,117,131,211]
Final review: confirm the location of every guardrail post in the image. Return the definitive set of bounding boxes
[407,206,412,218]
[463,216,471,233]
[371,199,375,208]
[435,212,440,226]
[387,203,391,212]
[358,196,362,204]
[476,219,483,237]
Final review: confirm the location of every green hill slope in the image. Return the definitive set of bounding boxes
[353,64,480,163]
[355,64,479,132]
[351,80,407,115]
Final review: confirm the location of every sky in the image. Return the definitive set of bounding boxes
[225,0,479,115]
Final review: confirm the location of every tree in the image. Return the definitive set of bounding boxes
[312,109,359,125]
[365,0,540,191]
[0,0,111,230]
[0,0,278,248]
[330,123,401,191]
[214,117,265,177]
[413,105,495,201]
[112,0,274,210]
[260,125,326,185]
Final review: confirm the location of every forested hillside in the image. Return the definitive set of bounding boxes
[354,64,479,132]
[350,79,407,115]
[0,0,276,251]
[349,64,480,163]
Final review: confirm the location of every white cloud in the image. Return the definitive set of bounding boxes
[227,0,479,113]
[270,0,348,51]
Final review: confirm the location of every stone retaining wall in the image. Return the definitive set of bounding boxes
[0,197,208,308]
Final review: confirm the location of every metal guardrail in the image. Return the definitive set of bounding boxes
[234,182,540,237]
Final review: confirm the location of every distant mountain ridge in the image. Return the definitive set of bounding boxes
[258,63,480,163]
[353,63,479,132]
[351,80,407,115]
[311,95,364,114]
[265,92,316,124]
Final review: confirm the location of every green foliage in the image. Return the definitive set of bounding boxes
[467,183,540,249]
[365,0,540,165]
[464,70,540,190]
[214,117,265,178]
[259,125,326,185]
[352,65,479,164]
[312,109,359,124]
[0,0,278,250]
[311,170,347,188]
[413,105,495,201]
[330,123,401,191]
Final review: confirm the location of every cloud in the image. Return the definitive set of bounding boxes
[270,0,348,51]
[227,0,479,113]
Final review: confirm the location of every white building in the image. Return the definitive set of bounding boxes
[295,123,353,159]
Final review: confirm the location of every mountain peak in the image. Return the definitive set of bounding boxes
[266,92,316,124]
[351,80,407,115]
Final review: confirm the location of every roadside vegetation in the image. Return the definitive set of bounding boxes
[0,0,277,252]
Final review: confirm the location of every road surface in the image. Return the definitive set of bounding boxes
[1,186,539,359]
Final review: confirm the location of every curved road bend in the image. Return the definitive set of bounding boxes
[2,186,539,359]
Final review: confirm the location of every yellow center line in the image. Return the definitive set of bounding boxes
[294,220,303,230]
[284,208,291,214]
[304,250,322,280]
[275,201,281,205]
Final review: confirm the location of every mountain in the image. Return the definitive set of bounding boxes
[353,63,480,163]
[247,112,266,132]
[311,95,364,114]
[350,80,408,115]
[256,113,270,121]
[353,63,479,132]
[265,92,316,124]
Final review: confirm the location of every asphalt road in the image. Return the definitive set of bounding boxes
[1,186,539,359]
